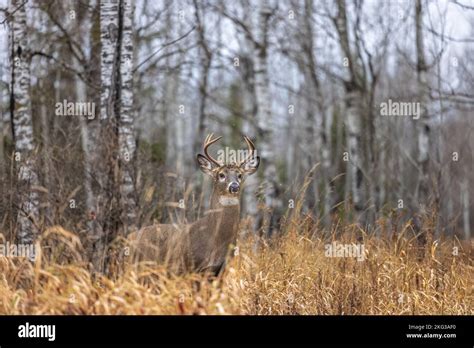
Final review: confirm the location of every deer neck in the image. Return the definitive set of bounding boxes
[206,189,241,248]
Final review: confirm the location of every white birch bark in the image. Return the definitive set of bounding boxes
[68,0,100,241]
[345,91,364,213]
[118,0,136,231]
[303,0,331,226]
[321,106,333,226]
[97,0,136,248]
[303,83,318,211]
[237,3,259,233]
[75,60,98,239]
[335,0,365,220]
[94,0,121,271]
[378,117,387,210]
[253,0,277,235]
[79,105,96,228]
[415,0,430,213]
[9,0,39,244]
[192,0,211,158]
[100,0,119,123]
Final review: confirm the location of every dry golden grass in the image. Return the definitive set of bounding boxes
[0,221,472,315]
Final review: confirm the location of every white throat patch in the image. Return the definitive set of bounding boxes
[219,196,240,206]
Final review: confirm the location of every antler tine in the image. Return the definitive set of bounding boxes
[203,133,222,166]
[244,136,255,152]
[240,135,256,166]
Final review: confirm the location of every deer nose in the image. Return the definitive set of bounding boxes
[228,182,240,194]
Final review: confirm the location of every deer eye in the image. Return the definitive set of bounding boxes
[238,173,242,180]
[218,173,226,180]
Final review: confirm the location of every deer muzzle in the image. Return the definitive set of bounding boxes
[228,182,240,194]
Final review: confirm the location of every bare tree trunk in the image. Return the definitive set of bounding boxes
[83,0,103,265]
[460,179,470,241]
[446,194,453,235]
[100,0,119,125]
[93,0,117,271]
[302,0,331,227]
[192,0,212,210]
[415,0,430,213]
[300,32,319,214]
[253,0,277,236]
[304,87,318,211]
[345,90,364,215]
[39,79,51,222]
[95,0,123,271]
[334,0,366,224]
[344,136,352,215]
[366,106,377,229]
[75,49,98,246]
[79,109,96,232]
[192,0,211,158]
[94,0,137,272]
[321,106,333,227]
[9,0,39,244]
[414,0,431,249]
[231,3,259,229]
[378,118,387,210]
[174,80,184,176]
[118,0,136,233]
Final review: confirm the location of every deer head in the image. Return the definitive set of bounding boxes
[196,133,260,197]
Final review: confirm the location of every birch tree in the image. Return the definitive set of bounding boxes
[333,0,366,223]
[192,0,213,205]
[72,0,101,250]
[95,0,136,271]
[118,0,136,233]
[415,0,431,214]
[192,0,212,157]
[302,0,331,226]
[9,0,39,244]
[253,0,277,235]
[92,0,118,270]
[219,2,259,233]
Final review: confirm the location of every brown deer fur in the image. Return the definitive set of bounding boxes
[128,135,260,275]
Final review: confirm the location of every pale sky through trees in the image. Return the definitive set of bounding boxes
[0,1,472,131]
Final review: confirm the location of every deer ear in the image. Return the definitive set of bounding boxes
[241,156,260,175]
[197,154,216,176]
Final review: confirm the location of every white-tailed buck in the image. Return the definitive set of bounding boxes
[128,134,260,275]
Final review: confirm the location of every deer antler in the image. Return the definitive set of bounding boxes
[239,135,256,166]
[203,133,222,166]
